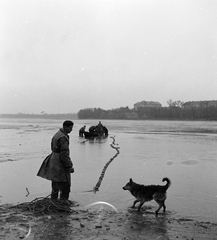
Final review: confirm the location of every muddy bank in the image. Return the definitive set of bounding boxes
[1,204,217,240]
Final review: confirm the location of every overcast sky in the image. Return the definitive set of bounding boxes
[0,0,216,114]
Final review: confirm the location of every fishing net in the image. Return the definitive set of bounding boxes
[10,194,78,215]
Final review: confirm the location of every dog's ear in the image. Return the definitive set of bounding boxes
[130,178,132,182]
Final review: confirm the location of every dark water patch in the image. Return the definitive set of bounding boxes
[180,160,199,166]
[166,161,174,166]
[0,159,14,163]
[25,129,41,132]
[133,136,145,140]
[0,125,21,130]
[17,129,41,134]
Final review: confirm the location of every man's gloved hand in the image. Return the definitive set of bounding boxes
[70,167,74,173]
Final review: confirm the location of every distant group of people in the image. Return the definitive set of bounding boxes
[79,121,108,137]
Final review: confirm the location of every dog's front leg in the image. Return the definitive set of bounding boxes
[137,201,145,212]
[132,199,139,208]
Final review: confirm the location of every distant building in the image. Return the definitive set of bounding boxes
[134,101,162,110]
[183,100,217,108]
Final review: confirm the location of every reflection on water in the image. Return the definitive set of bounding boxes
[0,118,217,223]
[124,211,168,239]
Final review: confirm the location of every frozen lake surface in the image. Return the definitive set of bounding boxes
[1,118,217,223]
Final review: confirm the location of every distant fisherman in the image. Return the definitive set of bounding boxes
[96,121,104,135]
[79,125,86,137]
[37,120,75,205]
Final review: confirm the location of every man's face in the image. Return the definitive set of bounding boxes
[65,125,73,133]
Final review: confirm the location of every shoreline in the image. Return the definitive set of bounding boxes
[1,115,217,122]
[1,203,217,240]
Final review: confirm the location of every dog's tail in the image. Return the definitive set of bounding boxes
[162,177,171,190]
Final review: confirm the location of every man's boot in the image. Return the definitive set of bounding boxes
[60,191,71,205]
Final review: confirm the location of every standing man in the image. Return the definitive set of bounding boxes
[37,120,74,205]
[96,121,104,136]
[79,125,86,137]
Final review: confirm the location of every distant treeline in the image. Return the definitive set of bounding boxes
[1,105,217,121]
[0,113,78,120]
[78,106,217,120]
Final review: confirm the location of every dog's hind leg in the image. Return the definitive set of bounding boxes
[155,200,166,215]
[162,201,166,212]
[132,199,140,208]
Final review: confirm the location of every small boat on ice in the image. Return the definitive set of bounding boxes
[81,122,108,139]
[83,131,103,139]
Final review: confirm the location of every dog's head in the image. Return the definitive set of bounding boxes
[122,178,134,191]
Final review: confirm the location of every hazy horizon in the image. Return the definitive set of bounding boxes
[1,98,217,115]
[1,0,216,114]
